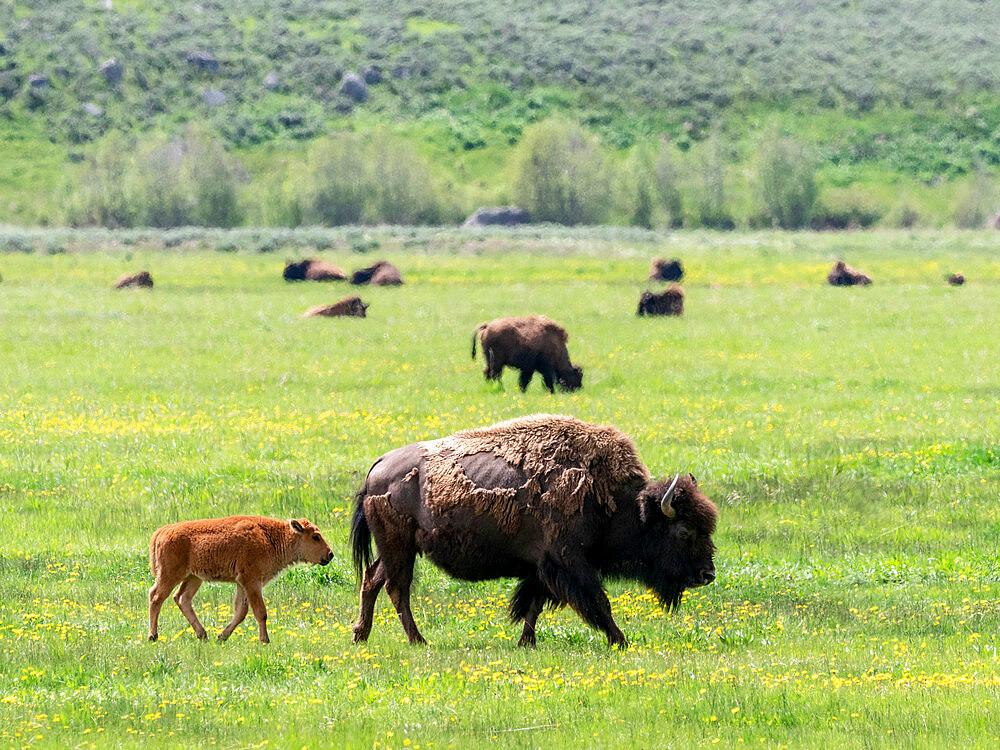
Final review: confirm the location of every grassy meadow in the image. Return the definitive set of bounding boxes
[1,229,1000,747]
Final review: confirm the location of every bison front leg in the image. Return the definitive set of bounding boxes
[517,367,535,392]
[241,579,271,644]
[537,362,556,394]
[352,557,386,643]
[538,554,628,648]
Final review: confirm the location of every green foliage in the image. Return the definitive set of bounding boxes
[617,140,684,229]
[695,130,734,230]
[756,127,818,229]
[952,170,997,229]
[509,119,609,225]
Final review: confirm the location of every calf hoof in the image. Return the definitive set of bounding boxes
[148,634,158,642]
[218,633,230,643]
[351,623,371,643]
[196,631,208,640]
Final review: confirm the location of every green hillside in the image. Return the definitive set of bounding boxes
[3,0,1000,226]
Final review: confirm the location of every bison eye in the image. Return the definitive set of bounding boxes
[677,526,691,540]
[312,534,320,542]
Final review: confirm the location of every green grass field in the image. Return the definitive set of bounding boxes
[2,230,1000,748]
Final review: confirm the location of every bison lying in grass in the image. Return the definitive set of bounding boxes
[351,414,718,648]
[351,260,403,286]
[472,315,583,393]
[827,260,872,286]
[948,273,965,286]
[637,285,684,316]
[283,259,347,282]
[148,515,333,644]
[114,270,153,289]
[301,296,369,318]
[649,257,684,282]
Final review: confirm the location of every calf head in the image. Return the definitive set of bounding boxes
[290,518,334,565]
[557,365,584,391]
[636,474,717,608]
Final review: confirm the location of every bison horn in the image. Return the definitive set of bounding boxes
[660,474,680,518]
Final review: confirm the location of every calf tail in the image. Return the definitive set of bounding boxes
[148,530,160,577]
[471,322,486,359]
[350,489,373,579]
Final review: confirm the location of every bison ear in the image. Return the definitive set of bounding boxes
[688,473,697,486]
[290,519,305,533]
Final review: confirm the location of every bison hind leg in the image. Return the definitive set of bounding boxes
[510,577,558,648]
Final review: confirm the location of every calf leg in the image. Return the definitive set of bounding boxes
[219,585,249,642]
[538,554,628,648]
[352,557,386,643]
[241,579,270,644]
[173,575,207,639]
[148,577,179,642]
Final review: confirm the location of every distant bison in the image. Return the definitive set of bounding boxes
[350,414,718,647]
[948,273,965,286]
[148,515,333,644]
[637,285,684,316]
[827,260,872,286]
[301,296,369,318]
[114,270,153,289]
[649,257,684,282]
[472,315,583,393]
[351,260,403,286]
[283,259,347,282]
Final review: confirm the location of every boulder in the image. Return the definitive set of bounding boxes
[186,51,219,76]
[83,102,103,117]
[462,206,531,228]
[28,73,49,90]
[200,88,226,106]
[99,57,123,85]
[263,71,280,91]
[362,65,382,85]
[339,71,368,103]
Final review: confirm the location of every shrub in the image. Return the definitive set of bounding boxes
[756,126,818,229]
[696,131,734,230]
[509,118,609,225]
[618,140,684,229]
[952,170,996,228]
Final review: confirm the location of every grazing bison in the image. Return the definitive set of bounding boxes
[351,415,717,648]
[472,316,583,393]
[649,257,684,282]
[148,515,333,643]
[283,258,347,282]
[114,270,153,289]
[637,285,684,316]
[827,260,872,286]
[351,260,403,286]
[948,273,965,286]
[301,296,369,318]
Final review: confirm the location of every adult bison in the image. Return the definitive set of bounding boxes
[283,259,347,282]
[471,315,583,393]
[350,414,717,648]
[827,260,872,286]
[637,285,684,316]
[350,260,403,286]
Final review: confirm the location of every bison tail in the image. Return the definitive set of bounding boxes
[471,323,486,359]
[350,490,373,579]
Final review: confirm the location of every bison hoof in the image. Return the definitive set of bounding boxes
[517,634,537,648]
[608,633,629,649]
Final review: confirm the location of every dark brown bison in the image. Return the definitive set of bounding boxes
[114,270,153,289]
[649,257,684,282]
[350,415,718,648]
[283,259,347,282]
[827,260,872,286]
[637,285,684,316]
[471,315,583,393]
[350,260,403,286]
[948,273,965,286]
[301,296,369,318]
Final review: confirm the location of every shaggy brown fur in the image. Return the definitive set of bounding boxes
[283,259,347,282]
[827,260,872,286]
[351,260,403,286]
[649,257,684,282]
[948,273,965,286]
[637,285,684,316]
[301,296,369,318]
[114,270,153,289]
[471,316,583,393]
[148,515,333,643]
[350,415,718,648]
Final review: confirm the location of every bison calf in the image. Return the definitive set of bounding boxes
[948,273,965,286]
[637,285,684,316]
[148,515,333,644]
[472,315,583,393]
[827,260,872,286]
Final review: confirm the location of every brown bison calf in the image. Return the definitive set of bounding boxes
[351,260,403,286]
[827,260,872,286]
[301,296,369,318]
[948,273,965,286]
[283,258,347,282]
[114,270,153,289]
[637,285,684,316]
[472,315,583,393]
[649,257,684,282]
[148,515,333,644]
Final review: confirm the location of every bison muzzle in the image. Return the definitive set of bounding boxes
[350,415,717,648]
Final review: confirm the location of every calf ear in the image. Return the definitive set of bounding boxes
[290,519,305,533]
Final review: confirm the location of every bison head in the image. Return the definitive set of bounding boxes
[291,518,334,566]
[634,475,717,609]
[557,365,583,391]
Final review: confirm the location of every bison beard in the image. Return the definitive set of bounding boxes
[350,415,717,648]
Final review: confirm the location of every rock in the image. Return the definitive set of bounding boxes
[392,65,411,80]
[339,71,368,102]
[200,88,226,106]
[0,41,7,56]
[263,71,280,91]
[362,65,382,85]
[185,51,219,76]
[28,73,49,90]
[462,206,531,228]
[99,57,123,85]
[82,102,103,117]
